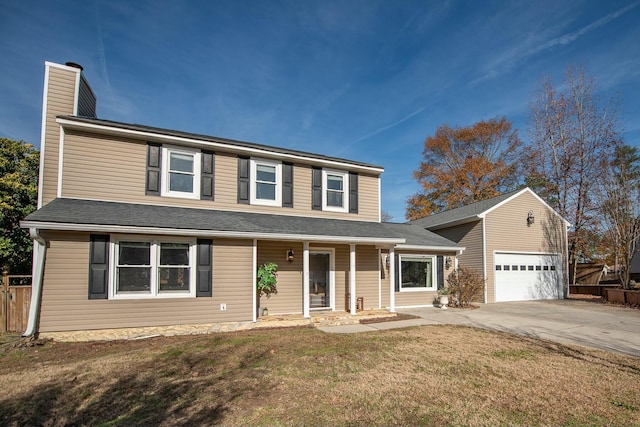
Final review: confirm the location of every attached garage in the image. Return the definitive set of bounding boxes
[494,252,562,302]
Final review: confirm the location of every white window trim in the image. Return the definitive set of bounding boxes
[109,236,197,299]
[322,169,349,213]
[250,158,282,206]
[161,145,201,200]
[399,254,437,292]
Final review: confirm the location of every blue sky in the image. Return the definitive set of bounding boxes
[1,0,639,221]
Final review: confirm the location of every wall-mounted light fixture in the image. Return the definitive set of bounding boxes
[527,211,535,227]
[445,256,452,270]
[385,253,390,270]
[286,249,294,263]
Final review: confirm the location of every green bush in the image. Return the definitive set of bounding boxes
[257,262,278,298]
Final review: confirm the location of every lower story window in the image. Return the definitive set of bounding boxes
[399,255,436,291]
[113,239,196,298]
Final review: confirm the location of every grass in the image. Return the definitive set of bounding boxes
[1,325,640,426]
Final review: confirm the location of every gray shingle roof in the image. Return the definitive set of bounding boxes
[382,222,462,248]
[23,198,460,249]
[409,189,522,229]
[58,115,384,171]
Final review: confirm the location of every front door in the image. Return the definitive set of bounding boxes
[309,252,331,310]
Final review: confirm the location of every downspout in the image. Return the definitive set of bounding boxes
[23,228,46,337]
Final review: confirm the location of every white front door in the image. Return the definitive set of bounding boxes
[494,252,562,302]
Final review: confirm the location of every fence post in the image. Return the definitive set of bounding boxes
[1,269,8,334]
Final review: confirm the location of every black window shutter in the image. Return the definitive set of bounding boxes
[196,239,213,297]
[237,156,250,204]
[201,150,215,201]
[437,256,444,290]
[88,234,109,299]
[312,167,322,210]
[146,143,162,196]
[282,162,293,208]
[394,254,400,292]
[349,172,358,214]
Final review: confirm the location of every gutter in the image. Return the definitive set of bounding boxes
[23,228,46,338]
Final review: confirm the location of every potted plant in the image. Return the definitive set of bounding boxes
[257,262,278,317]
[438,287,450,309]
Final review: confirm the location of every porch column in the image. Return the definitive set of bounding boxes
[350,244,357,315]
[303,242,310,318]
[389,246,396,312]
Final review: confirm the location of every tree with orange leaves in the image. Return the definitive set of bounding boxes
[405,117,523,220]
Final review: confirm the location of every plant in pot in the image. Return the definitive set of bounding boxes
[438,287,450,309]
[257,262,278,317]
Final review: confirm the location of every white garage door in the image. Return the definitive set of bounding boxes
[494,253,562,302]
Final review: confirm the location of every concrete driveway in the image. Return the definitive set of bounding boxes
[400,300,640,357]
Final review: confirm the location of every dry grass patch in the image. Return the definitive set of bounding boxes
[1,325,640,426]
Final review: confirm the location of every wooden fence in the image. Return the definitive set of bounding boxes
[1,270,32,334]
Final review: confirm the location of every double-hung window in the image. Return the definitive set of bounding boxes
[399,255,436,292]
[112,238,196,299]
[161,146,201,199]
[250,158,281,206]
[322,170,349,212]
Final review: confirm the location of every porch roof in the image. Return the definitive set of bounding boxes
[22,198,460,249]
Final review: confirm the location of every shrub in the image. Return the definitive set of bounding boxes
[447,266,484,307]
[257,262,278,298]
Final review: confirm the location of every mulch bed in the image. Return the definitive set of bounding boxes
[358,312,421,324]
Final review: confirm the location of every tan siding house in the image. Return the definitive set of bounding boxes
[22,61,462,339]
[412,188,570,303]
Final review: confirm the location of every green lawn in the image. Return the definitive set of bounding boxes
[1,325,639,426]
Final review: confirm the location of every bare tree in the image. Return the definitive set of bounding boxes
[597,145,640,288]
[527,65,621,284]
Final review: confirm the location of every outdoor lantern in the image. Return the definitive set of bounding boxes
[445,256,452,270]
[527,211,535,226]
[287,249,294,263]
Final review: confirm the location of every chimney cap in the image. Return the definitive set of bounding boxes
[65,62,84,71]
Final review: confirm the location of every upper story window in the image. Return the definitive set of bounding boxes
[161,146,201,199]
[250,158,282,206]
[322,169,349,212]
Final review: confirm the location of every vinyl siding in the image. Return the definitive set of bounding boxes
[41,66,78,206]
[60,129,380,221]
[77,74,96,117]
[484,191,567,303]
[355,245,380,310]
[435,220,484,277]
[38,231,253,332]
[257,241,304,315]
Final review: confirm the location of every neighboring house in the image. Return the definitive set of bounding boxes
[21,61,462,338]
[410,188,570,303]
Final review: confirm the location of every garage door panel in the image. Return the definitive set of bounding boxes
[495,253,561,302]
